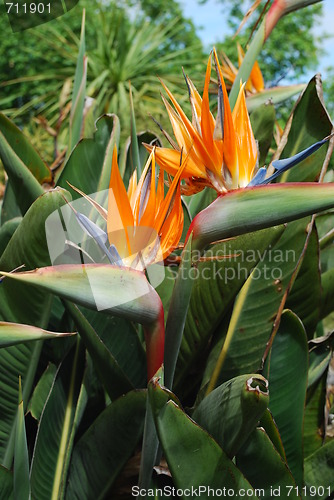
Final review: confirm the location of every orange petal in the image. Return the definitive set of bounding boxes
[153,146,206,179]
[107,146,134,254]
[161,94,194,154]
[250,60,265,92]
[201,54,221,173]
[213,48,238,184]
[159,183,184,259]
[159,78,217,174]
[139,152,157,228]
[154,151,189,235]
[232,84,258,186]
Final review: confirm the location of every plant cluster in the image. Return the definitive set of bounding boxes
[0,1,333,498]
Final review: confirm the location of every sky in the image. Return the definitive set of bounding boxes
[179,0,334,80]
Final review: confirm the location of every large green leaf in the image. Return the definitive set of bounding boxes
[65,390,146,499]
[304,440,334,497]
[193,374,269,458]
[0,217,21,256]
[30,340,85,500]
[149,379,256,494]
[285,224,321,336]
[0,189,70,466]
[0,466,13,499]
[237,428,299,499]
[265,310,308,488]
[304,375,327,459]
[269,75,332,183]
[57,114,120,194]
[200,218,309,391]
[176,225,284,393]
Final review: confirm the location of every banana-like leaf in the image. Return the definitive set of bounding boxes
[189,183,334,253]
[304,375,327,459]
[265,310,308,488]
[246,84,306,113]
[57,114,120,193]
[66,390,146,499]
[0,188,70,466]
[176,226,284,395]
[0,217,21,256]
[0,466,13,499]
[268,75,332,183]
[285,225,321,337]
[30,340,85,500]
[236,429,299,498]
[14,378,30,500]
[193,374,269,458]
[185,216,312,397]
[304,439,334,496]
[149,378,256,493]
[0,322,76,348]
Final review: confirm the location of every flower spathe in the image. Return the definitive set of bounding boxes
[146,48,258,194]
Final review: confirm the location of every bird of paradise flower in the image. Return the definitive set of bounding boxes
[67,146,185,271]
[146,48,329,196]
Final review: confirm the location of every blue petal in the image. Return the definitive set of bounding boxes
[249,135,331,186]
[76,212,108,243]
[271,137,329,173]
[247,167,267,186]
[108,244,124,266]
[75,212,120,266]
